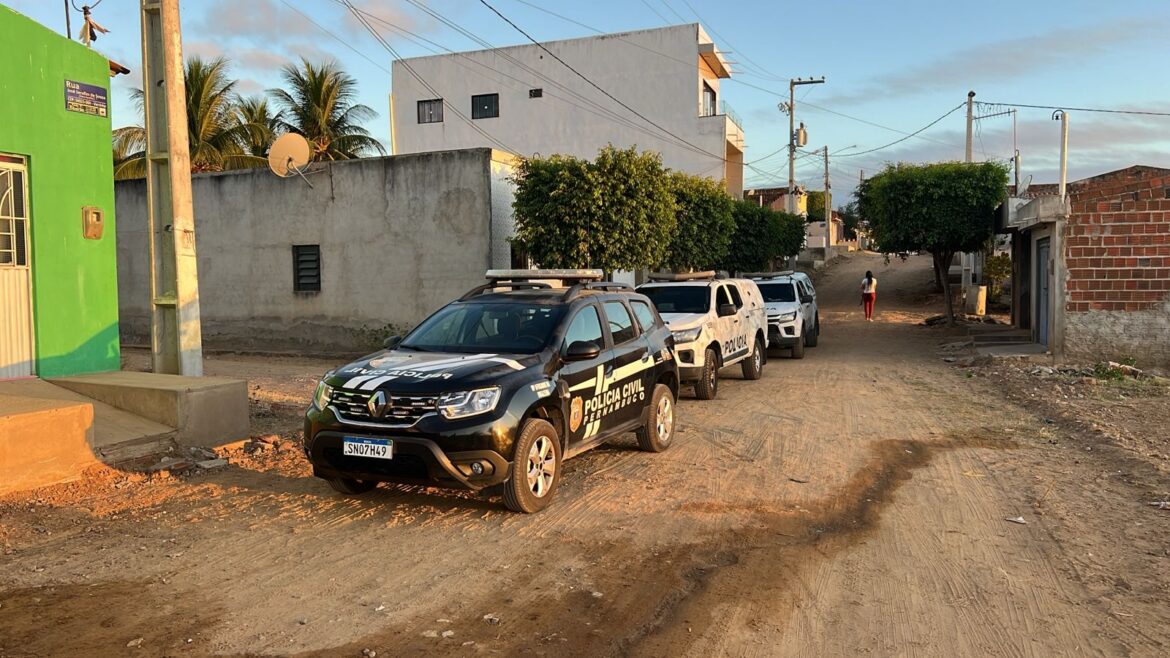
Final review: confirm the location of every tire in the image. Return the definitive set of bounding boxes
[791,335,806,359]
[806,317,819,347]
[741,337,764,380]
[503,418,561,513]
[327,477,377,495]
[636,384,675,452]
[694,348,719,400]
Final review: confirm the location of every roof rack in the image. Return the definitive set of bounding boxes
[459,281,552,301]
[561,280,633,301]
[744,271,795,280]
[485,269,603,284]
[646,270,716,282]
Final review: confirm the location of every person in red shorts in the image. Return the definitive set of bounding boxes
[861,270,877,321]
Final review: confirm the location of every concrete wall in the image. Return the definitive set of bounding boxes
[390,24,744,196]
[1,7,120,377]
[116,149,515,353]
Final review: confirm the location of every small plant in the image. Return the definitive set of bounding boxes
[1092,362,1126,381]
[1118,356,1138,367]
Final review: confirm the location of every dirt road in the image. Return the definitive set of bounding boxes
[2,253,1167,657]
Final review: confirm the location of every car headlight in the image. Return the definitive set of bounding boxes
[775,311,798,322]
[312,380,334,410]
[438,387,501,419]
[671,327,702,343]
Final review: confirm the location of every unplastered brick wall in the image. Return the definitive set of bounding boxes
[1062,166,1170,364]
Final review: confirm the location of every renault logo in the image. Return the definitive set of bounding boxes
[367,390,388,418]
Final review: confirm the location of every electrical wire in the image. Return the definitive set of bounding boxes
[678,0,788,82]
[657,0,689,23]
[278,0,391,74]
[979,101,1170,118]
[837,103,965,158]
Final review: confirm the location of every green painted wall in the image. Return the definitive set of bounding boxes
[0,7,120,377]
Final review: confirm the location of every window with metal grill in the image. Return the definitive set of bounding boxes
[529,88,542,98]
[417,99,443,124]
[292,244,321,292]
[472,93,499,119]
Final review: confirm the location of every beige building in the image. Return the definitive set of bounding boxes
[390,24,745,196]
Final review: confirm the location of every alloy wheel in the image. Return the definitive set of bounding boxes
[526,435,556,497]
[656,395,673,442]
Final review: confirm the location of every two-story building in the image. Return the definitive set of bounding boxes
[389,24,746,196]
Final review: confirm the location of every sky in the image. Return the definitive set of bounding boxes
[10,0,1170,204]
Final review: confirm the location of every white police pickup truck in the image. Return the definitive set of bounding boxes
[637,272,768,399]
[748,272,820,359]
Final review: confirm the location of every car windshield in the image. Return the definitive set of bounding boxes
[757,282,797,303]
[401,302,565,354]
[639,285,711,314]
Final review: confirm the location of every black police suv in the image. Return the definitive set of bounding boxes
[304,270,680,513]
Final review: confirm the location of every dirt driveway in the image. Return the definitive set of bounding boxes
[2,253,1167,657]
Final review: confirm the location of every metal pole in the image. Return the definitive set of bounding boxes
[1058,111,1069,200]
[140,0,204,376]
[965,90,975,163]
[1013,109,1020,189]
[64,0,72,38]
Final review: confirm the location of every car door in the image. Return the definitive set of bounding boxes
[717,284,747,364]
[600,300,652,430]
[558,303,612,446]
[797,281,815,332]
[735,281,767,350]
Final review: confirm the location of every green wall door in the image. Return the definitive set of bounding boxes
[0,156,35,378]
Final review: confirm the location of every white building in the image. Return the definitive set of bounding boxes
[390,24,746,196]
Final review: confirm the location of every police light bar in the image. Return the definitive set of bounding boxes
[485,269,603,283]
[744,271,795,280]
[646,271,716,282]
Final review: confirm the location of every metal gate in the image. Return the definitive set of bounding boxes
[1036,238,1050,347]
[0,155,34,378]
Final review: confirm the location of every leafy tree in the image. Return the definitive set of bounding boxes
[511,146,677,272]
[719,201,805,274]
[236,95,285,158]
[269,59,384,161]
[805,190,826,223]
[663,172,735,271]
[857,161,1009,322]
[984,253,1011,299]
[837,201,861,240]
[112,56,264,178]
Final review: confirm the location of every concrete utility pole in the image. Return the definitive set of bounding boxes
[823,146,832,248]
[965,90,975,163]
[140,0,204,376]
[63,0,71,38]
[1056,110,1069,200]
[784,77,825,213]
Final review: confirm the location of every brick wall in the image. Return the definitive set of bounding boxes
[1062,166,1170,365]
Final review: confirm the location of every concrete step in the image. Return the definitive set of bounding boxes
[972,333,1032,344]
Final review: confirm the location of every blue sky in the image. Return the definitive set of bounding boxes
[10,0,1170,201]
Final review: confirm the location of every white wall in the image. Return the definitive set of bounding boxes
[391,24,743,195]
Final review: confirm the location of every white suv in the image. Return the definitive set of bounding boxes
[638,274,768,399]
[749,272,819,359]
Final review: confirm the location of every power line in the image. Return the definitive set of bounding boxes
[278,0,390,74]
[979,101,1170,118]
[657,0,688,23]
[837,103,965,158]
[679,0,787,82]
[638,0,671,23]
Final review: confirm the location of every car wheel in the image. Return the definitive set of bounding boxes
[791,335,806,359]
[741,337,765,380]
[636,384,675,452]
[806,317,820,347]
[503,418,561,513]
[694,348,719,400]
[326,477,377,495]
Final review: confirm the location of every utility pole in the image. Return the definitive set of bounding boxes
[1056,110,1069,199]
[782,76,825,213]
[823,146,832,248]
[964,90,975,163]
[63,0,71,38]
[140,0,204,376]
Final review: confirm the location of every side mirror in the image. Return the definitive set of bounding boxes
[717,303,737,317]
[564,340,601,362]
[801,295,813,304]
[382,335,402,349]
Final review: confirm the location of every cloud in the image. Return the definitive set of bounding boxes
[192,0,316,41]
[821,18,1169,107]
[185,40,224,59]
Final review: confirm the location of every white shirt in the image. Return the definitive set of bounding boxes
[861,277,877,294]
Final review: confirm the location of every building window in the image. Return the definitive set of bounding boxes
[292,244,321,292]
[701,81,717,117]
[529,88,543,99]
[472,93,499,119]
[417,99,443,124]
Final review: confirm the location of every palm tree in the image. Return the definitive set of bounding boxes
[268,59,385,161]
[236,95,285,158]
[111,56,263,178]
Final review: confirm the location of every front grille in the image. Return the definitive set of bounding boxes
[330,389,437,425]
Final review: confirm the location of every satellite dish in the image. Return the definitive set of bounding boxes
[267,133,313,186]
[1018,174,1032,197]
